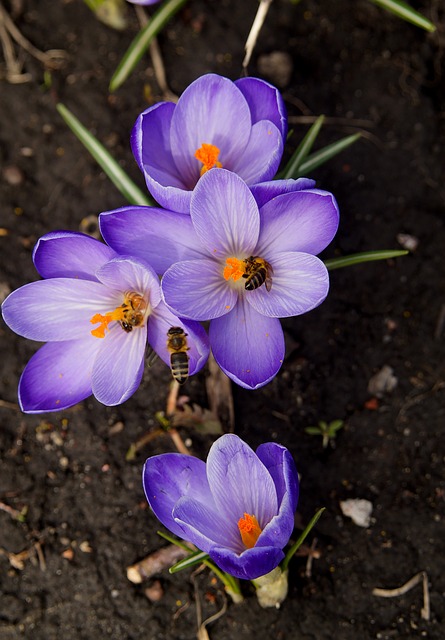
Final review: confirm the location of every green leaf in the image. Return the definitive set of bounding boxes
[282,507,326,572]
[330,420,344,432]
[83,0,128,30]
[281,115,325,179]
[169,550,210,574]
[56,103,153,206]
[305,427,322,435]
[109,0,188,92]
[297,133,361,176]
[325,249,408,271]
[368,0,435,32]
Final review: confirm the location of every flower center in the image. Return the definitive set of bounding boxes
[223,256,273,291]
[194,143,223,176]
[238,513,263,549]
[90,291,148,338]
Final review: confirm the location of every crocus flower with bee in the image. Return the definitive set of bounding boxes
[1,231,209,412]
[100,170,339,389]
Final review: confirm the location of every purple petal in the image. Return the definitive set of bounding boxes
[95,257,161,310]
[173,496,242,553]
[92,322,147,405]
[2,279,116,342]
[246,252,329,318]
[256,189,340,256]
[99,206,203,275]
[170,74,251,188]
[148,302,209,375]
[161,259,237,321]
[143,453,212,539]
[127,0,160,5]
[209,545,284,581]
[33,231,116,280]
[256,443,299,510]
[235,77,288,140]
[18,339,99,413]
[132,102,192,213]
[191,169,259,257]
[250,178,316,209]
[209,298,285,389]
[255,444,299,549]
[230,121,283,184]
[206,434,278,529]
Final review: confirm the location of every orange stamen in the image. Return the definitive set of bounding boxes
[90,306,126,339]
[195,143,223,176]
[223,257,245,282]
[238,513,262,549]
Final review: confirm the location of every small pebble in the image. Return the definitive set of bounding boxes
[3,165,24,186]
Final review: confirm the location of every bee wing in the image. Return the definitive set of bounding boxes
[146,347,159,368]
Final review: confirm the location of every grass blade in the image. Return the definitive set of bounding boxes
[169,550,209,574]
[282,115,325,179]
[297,133,361,176]
[325,249,409,271]
[368,0,435,32]
[109,0,188,92]
[282,507,325,572]
[56,103,153,206]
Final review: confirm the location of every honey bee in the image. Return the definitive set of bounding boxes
[167,327,189,385]
[120,291,147,333]
[242,256,273,292]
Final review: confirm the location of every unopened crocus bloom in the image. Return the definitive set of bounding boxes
[1,232,209,413]
[100,170,339,389]
[132,73,287,213]
[143,434,299,580]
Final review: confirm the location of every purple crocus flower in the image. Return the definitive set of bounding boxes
[127,0,160,5]
[100,170,339,389]
[132,73,287,213]
[143,433,299,580]
[1,231,209,413]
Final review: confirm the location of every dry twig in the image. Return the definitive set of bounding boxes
[243,0,273,71]
[372,571,430,621]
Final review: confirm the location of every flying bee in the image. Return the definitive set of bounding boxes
[120,291,147,333]
[242,256,273,292]
[167,327,190,385]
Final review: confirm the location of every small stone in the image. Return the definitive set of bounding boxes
[397,233,419,251]
[3,165,24,186]
[144,580,164,602]
[368,365,398,397]
[340,499,373,528]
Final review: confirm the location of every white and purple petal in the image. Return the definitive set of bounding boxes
[209,297,285,389]
[191,169,260,257]
[33,231,116,281]
[250,178,316,209]
[246,252,329,318]
[209,544,285,581]
[18,338,99,413]
[229,120,283,185]
[148,301,209,375]
[92,322,147,405]
[256,189,340,256]
[161,259,237,321]
[143,453,213,539]
[1,279,117,342]
[206,434,278,529]
[235,76,288,140]
[99,206,204,275]
[95,256,162,310]
[173,496,242,553]
[170,74,251,187]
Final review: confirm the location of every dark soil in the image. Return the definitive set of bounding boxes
[1,1,444,639]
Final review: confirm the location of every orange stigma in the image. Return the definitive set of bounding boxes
[195,143,222,176]
[238,513,262,549]
[223,257,245,282]
[90,291,147,338]
[90,307,126,338]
